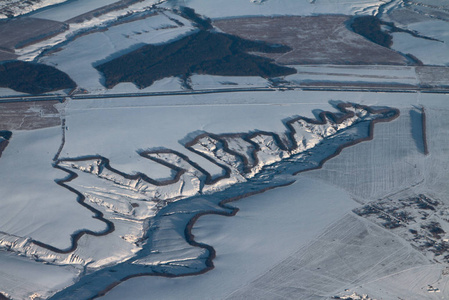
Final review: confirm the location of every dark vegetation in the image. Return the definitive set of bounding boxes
[422,221,445,239]
[96,8,295,89]
[350,16,393,48]
[0,60,76,94]
[96,30,296,89]
[350,15,440,51]
[175,6,212,30]
[0,131,12,140]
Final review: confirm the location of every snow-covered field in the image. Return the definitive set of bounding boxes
[382,0,449,66]
[2,0,449,299]
[38,12,195,92]
[1,89,448,299]
[161,0,386,19]
[14,0,168,62]
[0,251,78,300]
[0,0,69,19]
[29,0,140,22]
[93,91,449,300]
[99,176,358,300]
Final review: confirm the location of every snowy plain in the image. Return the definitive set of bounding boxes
[2,89,448,299]
[162,0,387,19]
[1,0,449,298]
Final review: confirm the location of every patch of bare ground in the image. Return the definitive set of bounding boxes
[0,17,68,52]
[0,101,61,130]
[299,81,416,89]
[213,15,409,65]
[416,66,449,88]
[0,49,17,61]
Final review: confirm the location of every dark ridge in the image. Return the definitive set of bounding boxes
[95,30,296,89]
[350,16,392,48]
[0,60,76,94]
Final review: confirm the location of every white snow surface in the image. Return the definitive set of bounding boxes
[0,251,79,300]
[0,0,68,19]
[101,175,358,300]
[38,13,195,92]
[0,126,107,250]
[29,0,137,22]
[0,90,448,299]
[16,1,177,62]
[391,30,449,66]
[162,0,387,19]
[382,2,449,66]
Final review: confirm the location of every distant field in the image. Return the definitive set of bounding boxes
[0,49,17,61]
[65,0,143,23]
[0,17,68,51]
[0,101,61,130]
[416,66,449,87]
[214,16,409,65]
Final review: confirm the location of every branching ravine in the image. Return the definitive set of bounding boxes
[1,103,401,299]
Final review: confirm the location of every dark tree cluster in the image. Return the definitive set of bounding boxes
[0,131,12,140]
[95,30,296,89]
[0,60,76,94]
[176,6,212,30]
[349,16,393,48]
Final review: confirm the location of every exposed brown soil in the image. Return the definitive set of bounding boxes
[0,101,61,130]
[0,49,17,61]
[299,81,416,89]
[0,17,68,51]
[416,66,449,87]
[213,16,409,65]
